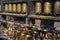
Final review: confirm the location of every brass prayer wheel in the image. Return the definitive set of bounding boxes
[35,2,42,14]
[22,3,27,13]
[54,2,60,14]
[44,2,51,14]
[5,4,8,11]
[13,4,17,12]
[8,4,12,12]
[17,3,21,13]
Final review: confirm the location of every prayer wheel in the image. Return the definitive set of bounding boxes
[44,2,51,14]
[54,1,60,14]
[17,3,21,13]
[13,4,17,12]
[35,2,42,14]
[9,4,12,12]
[22,3,27,13]
[5,4,8,11]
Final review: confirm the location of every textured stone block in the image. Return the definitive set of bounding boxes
[10,16,14,21]
[6,16,10,21]
[35,19,41,27]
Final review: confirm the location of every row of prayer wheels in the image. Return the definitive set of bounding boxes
[5,3,27,13]
[35,2,60,15]
[5,2,60,15]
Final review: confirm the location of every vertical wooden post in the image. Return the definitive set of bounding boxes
[54,22,58,27]
[0,5,1,11]
[26,18,29,24]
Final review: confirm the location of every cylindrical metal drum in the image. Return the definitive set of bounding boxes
[44,2,51,14]
[5,4,8,11]
[8,4,12,12]
[17,4,21,13]
[22,3,27,13]
[13,4,17,12]
[54,2,60,14]
[35,2,42,14]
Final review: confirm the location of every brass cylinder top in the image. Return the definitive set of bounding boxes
[5,4,8,11]
[35,2,42,13]
[13,4,17,12]
[44,2,51,14]
[22,3,27,12]
[8,4,12,12]
[54,1,60,14]
[17,4,21,12]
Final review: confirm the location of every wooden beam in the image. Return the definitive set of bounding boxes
[0,13,27,17]
[28,15,60,21]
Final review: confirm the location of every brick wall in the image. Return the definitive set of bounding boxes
[10,16,14,21]
[54,22,60,30]
[35,19,41,27]
[6,16,14,21]
[6,16,10,21]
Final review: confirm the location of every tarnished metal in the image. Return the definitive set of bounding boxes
[17,3,21,13]
[5,4,8,11]
[35,2,42,14]
[9,4,12,12]
[4,28,8,36]
[22,3,27,13]
[13,4,17,12]
[44,2,51,14]
[1,0,60,40]
[54,1,60,14]
[7,23,17,40]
